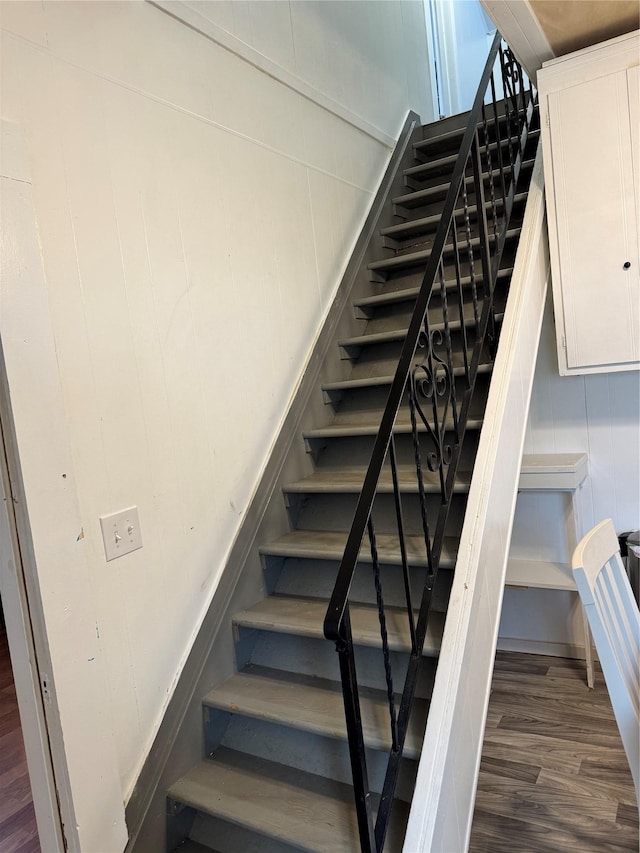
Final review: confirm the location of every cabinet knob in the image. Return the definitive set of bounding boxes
[623,261,631,270]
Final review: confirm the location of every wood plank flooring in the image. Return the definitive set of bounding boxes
[470,651,639,852]
[0,626,40,853]
[2,631,637,853]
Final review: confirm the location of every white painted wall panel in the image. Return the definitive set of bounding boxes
[0,0,48,46]
[1,123,128,851]
[0,0,432,820]
[157,0,436,144]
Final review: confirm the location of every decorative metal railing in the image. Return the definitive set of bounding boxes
[323,33,537,852]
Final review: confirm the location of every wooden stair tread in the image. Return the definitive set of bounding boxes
[340,328,409,348]
[411,108,533,152]
[204,665,427,759]
[322,362,492,395]
[338,311,503,349]
[233,595,444,655]
[392,159,534,208]
[168,749,408,852]
[381,194,527,242]
[303,415,483,440]
[380,198,508,237]
[367,230,520,274]
[282,465,471,495]
[405,133,539,180]
[412,122,470,152]
[260,528,458,568]
[404,149,460,177]
[352,268,512,312]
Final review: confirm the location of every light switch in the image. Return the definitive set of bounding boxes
[99,506,143,561]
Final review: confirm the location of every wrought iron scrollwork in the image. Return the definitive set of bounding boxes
[501,46,520,81]
[410,340,453,484]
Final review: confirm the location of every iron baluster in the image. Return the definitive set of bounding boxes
[388,435,417,652]
[409,367,435,570]
[438,255,460,443]
[490,71,508,216]
[336,606,376,853]
[481,101,498,239]
[461,158,480,333]
[368,517,398,753]
[471,130,496,355]
[514,49,526,157]
[451,224,471,386]
[499,44,515,176]
[504,45,522,162]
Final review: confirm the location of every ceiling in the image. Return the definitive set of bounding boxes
[529,0,640,56]
[481,0,639,80]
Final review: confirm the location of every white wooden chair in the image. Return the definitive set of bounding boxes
[572,518,640,806]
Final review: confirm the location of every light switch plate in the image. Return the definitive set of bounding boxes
[99,506,142,561]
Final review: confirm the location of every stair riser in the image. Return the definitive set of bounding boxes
[368,228,524,282]
[314,429,480,470]
[189,813,305,853]
[291,492,468,538]
[353,271,513,318]
[391,161,535,215]
[271,556,453,612]
[369,236,518,285]
[210,716,419,800]
[383,227,511,261]
[326,372,491,420]
[386,208,526,256]
[412,108,540,161]
[406,133,540,186]
[244,631,438,698]
[361,238,520,291]
[349,287,508,339]
[342,343,493,384]
[339,328,494,370]
[167,806,198,853]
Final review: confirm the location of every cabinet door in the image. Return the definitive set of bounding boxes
[548,68,639,370]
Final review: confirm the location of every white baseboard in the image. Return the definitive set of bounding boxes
[496,636,596,661]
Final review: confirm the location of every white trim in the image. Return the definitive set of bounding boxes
[403,144,550,852]
[430,0,457,118]
[496,637,592,660]
[422,1,443,120]
[0,381,66,851]
[147,0,396,148]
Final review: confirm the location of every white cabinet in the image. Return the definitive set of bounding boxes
[538,31,640,375]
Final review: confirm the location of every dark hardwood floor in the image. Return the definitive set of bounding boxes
[2,631,637,853]
[470,651,639,852]
[0,625,40,853]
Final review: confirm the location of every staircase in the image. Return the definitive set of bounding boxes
[166,49,540,853]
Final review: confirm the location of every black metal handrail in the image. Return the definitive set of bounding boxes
[323,33,536,852]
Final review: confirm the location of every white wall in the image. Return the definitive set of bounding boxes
[499,293,640,653]
[0,0,432,835]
